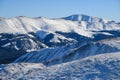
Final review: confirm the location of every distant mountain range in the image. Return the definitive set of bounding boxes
[0,14,120,79]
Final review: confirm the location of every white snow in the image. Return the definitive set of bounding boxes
[14,38,120,67]
[0,38,8,41]
[35,30,50,39]
[1,43,11,47]
[0,14,120,80]
[1,52,120,80]
[14,45,20,50]
[0,15,120,38]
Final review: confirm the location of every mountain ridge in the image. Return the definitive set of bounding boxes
[0,14,120,79]
[1,52,120,79]
[0,14,120,64]
[0,14,120,34]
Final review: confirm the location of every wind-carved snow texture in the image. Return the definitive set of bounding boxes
[0,14,120,63]
[0,52,120,80]
[14,38,120,66]
[0,14,120,79]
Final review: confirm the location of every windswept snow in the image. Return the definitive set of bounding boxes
[1,52,120,80]
[1,43,11,47]
[0,14,120,79]
[63,14,120,31]
[14,38,120,66]
[0,14,120,37]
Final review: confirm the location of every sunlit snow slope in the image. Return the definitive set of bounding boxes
[0,14,120,79]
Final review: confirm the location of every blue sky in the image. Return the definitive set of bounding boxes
[0,0,120,21]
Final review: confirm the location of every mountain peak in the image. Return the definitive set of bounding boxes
[62,14,111,23]
[62,14,92,21]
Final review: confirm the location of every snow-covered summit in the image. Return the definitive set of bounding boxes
[0,14,120,79]
[62,14,109,22]
[62,14,92,21]
[0,14,120,64]
[0,15,88,35]
[0,14,120,34]
[63,14,120,30]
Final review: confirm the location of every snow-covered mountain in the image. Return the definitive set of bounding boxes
[63,14,120,31]
[0,15,120,61]
[1,52,120,80]
[0,33,48,64]
[0,14,120,79]
[0,16,91,36]
[14,38,120,66]
[0,14,120,34]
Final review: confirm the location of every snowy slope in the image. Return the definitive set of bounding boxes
[14,38,120,66]
[0,33,48,64]
[0,14,120,35]
[0,14,120,64]
[1,52,120,80]
[0,15,120,46]
[0,14,120,46]
[0,14,120,79]
[0,16,93,37]
[63,14,120,31]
